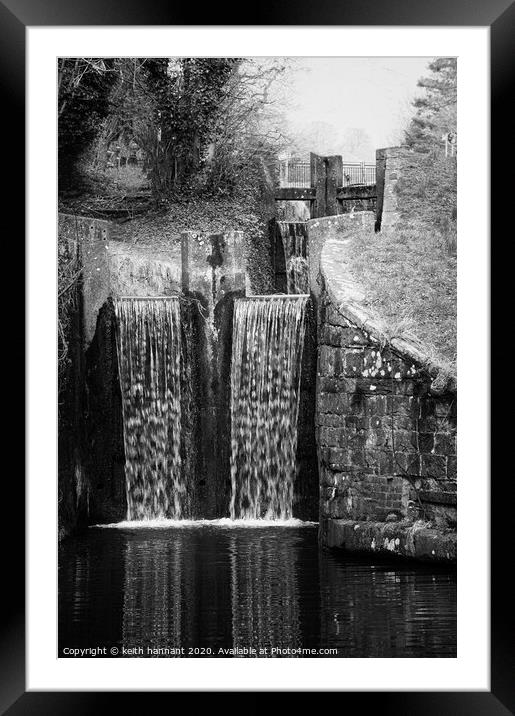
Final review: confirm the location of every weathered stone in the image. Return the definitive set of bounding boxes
[344,349,365,377]
[318,426,347,448]
[320,324,345,346]
[317,413,345,427]
[324,303,352,328]
[318,345,344,377]
[388,395,417,417]
[318,376,347,393]
[393,452,421,477]
[447,456,457,480]
[418,432,435,453]
[322,518,456,563]
[377,450,395,475]
[316,269,457,562]
[365,395,388,416]
[434,432,456,455]
[391,430,419,453]
[419,490,457,506]
[420,454,447,479]
[318,392,348,414]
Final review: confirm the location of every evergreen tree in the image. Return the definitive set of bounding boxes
[396,58,457,252]
[405,57,457,153]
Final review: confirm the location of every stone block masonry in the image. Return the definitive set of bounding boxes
[317,298,456,527]
[316,223,457,562]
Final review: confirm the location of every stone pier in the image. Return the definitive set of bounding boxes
[181,231,246,517]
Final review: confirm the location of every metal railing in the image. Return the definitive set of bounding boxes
[278,159,376,188]
[279,160,311,188]
[341,162,376,187]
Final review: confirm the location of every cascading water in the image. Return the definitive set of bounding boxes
[287,256,309,295]
[277,222,309,295]
[229,296,308,520]
[114,297,185,521]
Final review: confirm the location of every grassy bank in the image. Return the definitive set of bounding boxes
[346,220,457,375]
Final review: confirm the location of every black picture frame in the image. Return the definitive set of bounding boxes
[5,1,508,712]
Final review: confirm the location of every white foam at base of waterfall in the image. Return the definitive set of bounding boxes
[92,518,318,529]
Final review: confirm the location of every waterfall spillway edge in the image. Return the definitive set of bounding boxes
[114,297,185,521]
[230,296,308,520]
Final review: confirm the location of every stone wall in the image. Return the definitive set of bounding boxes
[316,226,457,563]
[376,146,418,231]
[59,214,111,346]
[306,213,375,299]
[108,243,181,299]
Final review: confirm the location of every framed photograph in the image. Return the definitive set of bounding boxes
[4,0,507,710]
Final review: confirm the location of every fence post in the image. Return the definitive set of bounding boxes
[326,155,343,216]
[310,153,343,218]
[310,153,324,217]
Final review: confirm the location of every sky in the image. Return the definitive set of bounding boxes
[272,57,433,161]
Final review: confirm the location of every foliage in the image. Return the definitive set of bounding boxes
[59,57,288,208]
[404,57,457,152]
[58,59,117,186]
[58,57,289,291]
[141,58,241,194]
[58,226,82,422]
[395,152,457,253]
[400,58,457,251]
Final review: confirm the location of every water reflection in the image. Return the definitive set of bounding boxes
[319,558,456,657]
[230,533,301,655]
[59,525,456,658]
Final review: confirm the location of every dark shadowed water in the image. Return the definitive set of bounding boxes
[58,524,456,658]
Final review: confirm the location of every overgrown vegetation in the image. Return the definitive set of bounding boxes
[347,58,457,374]
[58,57,288,291]
[59,57,287,199]
[58,223,81,411]
[400,57,457,252]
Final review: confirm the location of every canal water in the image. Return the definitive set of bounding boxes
[58,522,456,658]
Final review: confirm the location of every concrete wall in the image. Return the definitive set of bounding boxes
[315,223,457,563]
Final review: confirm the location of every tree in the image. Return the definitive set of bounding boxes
[404,57,457,153]
[142,58,241,195]
[397,57,457,252]
[58,58,116,187]
[202,59,289,197]
[58,57,289,204]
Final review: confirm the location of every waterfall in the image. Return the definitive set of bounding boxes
[114,297,185,521]
[230,296,308,520]
[287,256,309,295]
[277,222,309,294]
